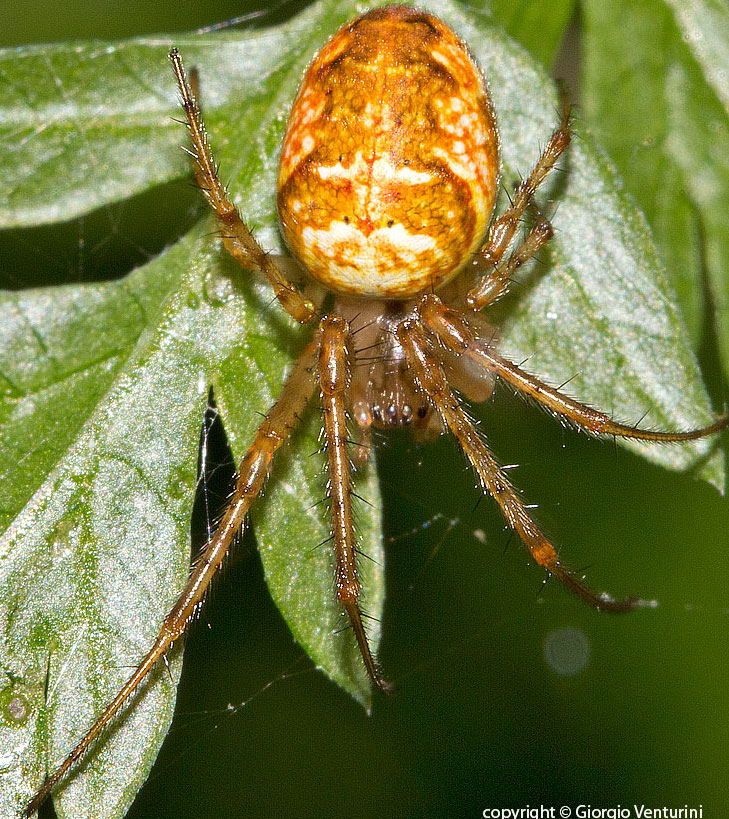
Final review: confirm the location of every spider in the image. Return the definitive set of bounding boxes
[25,5,727,815]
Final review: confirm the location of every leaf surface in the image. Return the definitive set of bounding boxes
[484,0,576,66]
[582,0,729,371]
[433,0,724,486]
[0,4,385,817]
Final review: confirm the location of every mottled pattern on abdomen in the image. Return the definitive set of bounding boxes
[277,6,499,298]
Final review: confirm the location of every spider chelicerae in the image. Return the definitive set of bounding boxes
[25,5,726,815]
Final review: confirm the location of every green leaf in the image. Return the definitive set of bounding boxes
[0,20,297,228]
[0,3,385,817]
[434,0,724,486]
[0,230,384,819]
[582,0,729,372]
[0,0,725,817]
[482,0,576,66]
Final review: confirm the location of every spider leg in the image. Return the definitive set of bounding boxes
[169,48,315,324]
[466,202,554,309]
[467,107,570,310]
[24,340,319,817]
[318,316,386,690]
[418,294,728,441]
[396,316,641,613]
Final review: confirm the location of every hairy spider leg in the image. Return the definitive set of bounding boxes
[24,341,319,817]
[169,48,316,324]
[396,316,641,613]
[319,316,385,689]
[418,293,729,441]
[470,214,554,309]
[467,107,571,309]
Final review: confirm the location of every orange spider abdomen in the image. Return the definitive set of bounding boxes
[277,6,500,299]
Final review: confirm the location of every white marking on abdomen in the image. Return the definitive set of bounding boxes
[302,220,440,292]
[317,152,434,186]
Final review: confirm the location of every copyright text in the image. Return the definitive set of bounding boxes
[482,806,703,819]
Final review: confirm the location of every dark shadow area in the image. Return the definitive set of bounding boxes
[0,0,310,48]
[36,792,57,818]
[696,211,729,412]
[552,3,581,101]
[190,387,238,562]
[0,178,203,290]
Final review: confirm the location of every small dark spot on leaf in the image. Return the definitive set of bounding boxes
[7,696,28,723]
[0,687,31,726]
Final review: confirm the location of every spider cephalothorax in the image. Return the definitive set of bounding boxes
[25,6,727,815]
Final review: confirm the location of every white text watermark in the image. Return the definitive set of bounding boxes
[482,806,703,819]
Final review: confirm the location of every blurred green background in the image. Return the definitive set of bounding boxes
[3,1,729,818]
